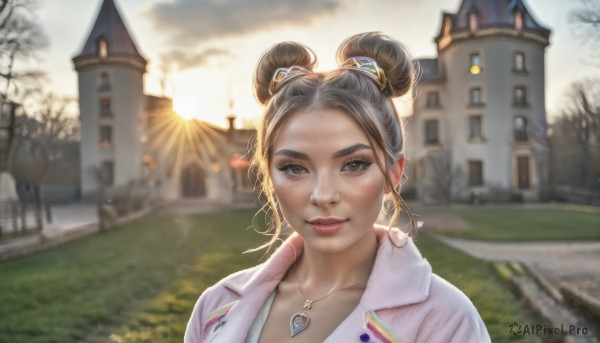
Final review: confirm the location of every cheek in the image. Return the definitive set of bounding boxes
[343,172,385,210]
[270,171,310,216]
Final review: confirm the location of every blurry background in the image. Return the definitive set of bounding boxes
[0,1,599,342]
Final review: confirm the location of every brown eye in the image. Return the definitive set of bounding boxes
[277,163,308,176]
[342,160,372,172]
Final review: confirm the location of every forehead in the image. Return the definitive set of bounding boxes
[272,108,372,152]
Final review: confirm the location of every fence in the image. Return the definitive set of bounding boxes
[0,200,42,237]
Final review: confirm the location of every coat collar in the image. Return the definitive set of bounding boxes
[212,226,432,342]
[222,225,432,311]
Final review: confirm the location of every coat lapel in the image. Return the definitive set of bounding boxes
[206,227,431,343]
[209,233,304,343]
[325,227,432,343]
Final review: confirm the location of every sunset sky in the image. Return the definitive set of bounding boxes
[36,0,599,128]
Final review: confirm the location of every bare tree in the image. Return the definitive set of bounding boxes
[0,0,47,97]
[425,149,464,204]
[551,79,600,191]
[570,0,600,64]
[12,93,79,184]
[0,0,47,173]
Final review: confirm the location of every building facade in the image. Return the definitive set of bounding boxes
[74,0,255,204]
[407,0,551,203]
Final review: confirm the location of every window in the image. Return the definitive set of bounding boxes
[100,72,110,89]
[469,53,481,74]
[426,91,440,107]
[469,116,482,139]
[514,86,527,106]
[100,98,112,117]
[98,38,108,58]
[517,156,530,189]
[424,119,439,145]
[514,116,528,141]
[515,12,523,30]
[469,13,478,30]
[100,126,112,148]
[514,52,525,72]
[468,161,483,186]
[102,160,114,186]
[470,87,482,105]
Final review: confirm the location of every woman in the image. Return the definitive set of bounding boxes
[185,32,491,343]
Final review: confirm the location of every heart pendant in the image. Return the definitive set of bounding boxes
[290,313,310,337]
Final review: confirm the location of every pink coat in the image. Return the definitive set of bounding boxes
[185,226,491,342]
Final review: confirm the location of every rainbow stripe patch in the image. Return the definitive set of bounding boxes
[204,301,238,333]
[366,311,402,343]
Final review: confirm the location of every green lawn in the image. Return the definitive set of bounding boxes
[444,208,600,241]
[0,209,265,343]
[1,209,539,342]
[415,235,539,343]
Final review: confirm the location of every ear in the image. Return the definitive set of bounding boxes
[385,156,405,194]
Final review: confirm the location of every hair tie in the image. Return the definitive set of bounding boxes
[340,56,388,92]
[269,66,310,96]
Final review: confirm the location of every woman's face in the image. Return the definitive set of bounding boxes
[270,107,394,255]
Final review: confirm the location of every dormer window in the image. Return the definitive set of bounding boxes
[98,38,108,58]
[443,17,452,35]
[469,13,478,30]
[515,12,523,30]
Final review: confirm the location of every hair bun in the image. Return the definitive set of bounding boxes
[336,32,415,97]
[253,41,317,105]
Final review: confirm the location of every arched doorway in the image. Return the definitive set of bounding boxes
[181,163,206,197]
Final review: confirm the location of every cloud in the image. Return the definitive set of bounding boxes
[160,47,230,71]
[147,0,344,44]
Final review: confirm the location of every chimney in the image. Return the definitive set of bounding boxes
[226,115,236,132]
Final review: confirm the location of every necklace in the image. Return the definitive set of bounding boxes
[289,264,367,337]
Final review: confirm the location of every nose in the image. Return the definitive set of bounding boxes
[309,172,340,207]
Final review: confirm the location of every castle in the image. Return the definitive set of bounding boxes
[407,0,551,203]
[73,0,255,204]
[73,0,550,204]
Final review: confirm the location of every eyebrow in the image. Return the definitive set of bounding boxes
[273,143,372,160]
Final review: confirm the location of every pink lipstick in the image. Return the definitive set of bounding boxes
[306,217,348,235]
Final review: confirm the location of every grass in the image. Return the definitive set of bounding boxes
[415,235,540,343]
[444,208,600,241]
[1,208,541,342]
[114,228,540,342]
[0,209,265,343]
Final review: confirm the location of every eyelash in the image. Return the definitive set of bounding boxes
[275,158,373,176]
[276,162,307,176]
[342,158,373,173]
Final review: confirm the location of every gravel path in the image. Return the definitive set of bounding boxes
[434,236,600,301]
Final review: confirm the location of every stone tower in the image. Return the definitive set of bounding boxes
[410,0,551,202]
[73,0,147,198]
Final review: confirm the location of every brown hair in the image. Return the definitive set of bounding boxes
[251,32,417,252]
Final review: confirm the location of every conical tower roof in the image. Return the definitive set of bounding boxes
[450,0,549,33]
[74,0,146,63]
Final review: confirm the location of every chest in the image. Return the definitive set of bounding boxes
[257,288,364,343]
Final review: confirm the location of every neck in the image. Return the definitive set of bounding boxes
[295,230,378,297]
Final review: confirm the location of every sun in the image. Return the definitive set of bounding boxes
[173,95,200,120]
